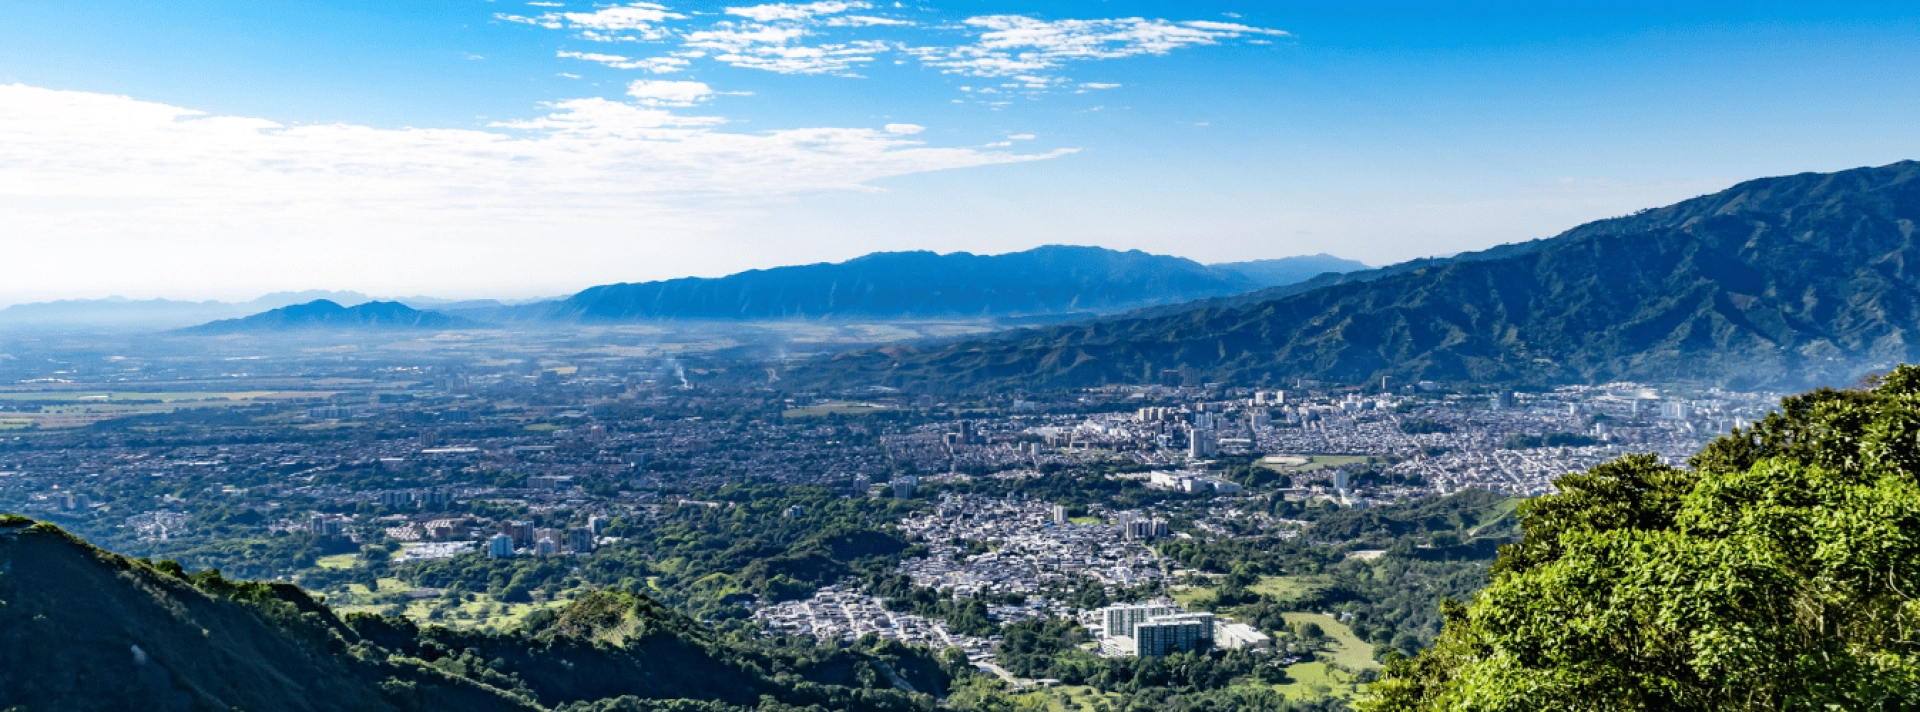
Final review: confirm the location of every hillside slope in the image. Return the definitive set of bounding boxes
[794,161,1920,391]
[0,516,943,712]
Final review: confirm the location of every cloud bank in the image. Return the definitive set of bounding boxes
[0,83,1066,301]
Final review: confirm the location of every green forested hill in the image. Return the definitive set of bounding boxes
[0,516,946,712]
[796,161,1920,391]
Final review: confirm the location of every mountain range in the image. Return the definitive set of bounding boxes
[179,300,476,335]
[494,247,1364,323]
[792,160,1920,392]
[0,516,945,711]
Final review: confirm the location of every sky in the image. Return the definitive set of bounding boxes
[2,1,1919,304]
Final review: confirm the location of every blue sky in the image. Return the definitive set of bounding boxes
[2,1,1918,303]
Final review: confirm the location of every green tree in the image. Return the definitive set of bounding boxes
[1362,367,1920,711]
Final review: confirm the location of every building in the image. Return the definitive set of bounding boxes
[1100,603,1174,639]
[567,527,595,553]
[308,515,345,538]
[1095,605,1213,657]
[587,515,607,535]
[1051,505,1068,525]
[1215,622,1272,650]
[487,533,514,558]
[535,536,559,557]
[1188,428,1217,459]
[1133,613,1213,657]
[500,520,536,549]
[893,475,918,500]
[1147,471,1241,495]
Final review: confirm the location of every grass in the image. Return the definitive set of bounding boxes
[783,402,887,418]
[1249,575,1331,601]
[314,553,358,570]
[329,581,578,633]
[1008,684,1117,711]
[1067,516,1102,525]
[0,391,280,402]
[1257,454,1383,474]
[1282,612,1378,671]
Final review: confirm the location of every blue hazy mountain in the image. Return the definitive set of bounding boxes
[179,300,477,334]
[530,245,1356,322]
[0,290,373,330]
[1209,254,1371,287]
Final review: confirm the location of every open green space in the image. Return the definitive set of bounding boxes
[0,391,281,402]
[313,553,358,570]
[783,402,888,418]
[1257,454,1386,474]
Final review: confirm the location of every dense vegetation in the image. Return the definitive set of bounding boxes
[400,484,923,619]
[0,517,952,711]
[1363,365,1920,710]
[797,161,1920,392]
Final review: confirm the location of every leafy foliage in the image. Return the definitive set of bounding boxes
[1362,366,1920,710]
[0,521,945,711]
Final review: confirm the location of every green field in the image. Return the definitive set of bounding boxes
[1250,575,1332,601]
[314,553,358,570]
[783,402,888,418]
[0,391,282,402]
[328,578,577,633]
[1282,612,1378,671]
[1258,454,1385,474]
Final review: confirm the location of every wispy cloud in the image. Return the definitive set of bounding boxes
[558,50,689,72]
[921,17,1288,78]
[725,2,865,23]
[0,83,1068,297]
[502,4,1281,89]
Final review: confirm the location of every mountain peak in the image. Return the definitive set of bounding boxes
[179,299,478,334]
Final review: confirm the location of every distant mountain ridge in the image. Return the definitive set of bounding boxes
[180,300,476,334]
[0,290,374,330]
[1209,254,1371,288]
[792,160,1920,391]
[525,246,1260,321]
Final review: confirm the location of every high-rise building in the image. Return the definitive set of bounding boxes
[1100,603,1174,639]
[500,520,536,549]
[1188,427,1216,459]
[893,475,918,500]
[487,533,514,558]
[567,527,595,553]
[1133,613,1214,657]
[536,536,558,557]
[587,515,607,535]
[1051,505,1068,525]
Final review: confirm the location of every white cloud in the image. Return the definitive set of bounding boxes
[921,16,1287,79]
[683,26,887,75]
[1007,133,1035,140]
[625,79,718,106]
[503,3,686,41]
[558,50,690,72]
[0,83,1069,301]
[725,2,865,22]
[527,1,565,6]
[825,15,912,27]
[517,7,1280,90]
[883,123,924,134]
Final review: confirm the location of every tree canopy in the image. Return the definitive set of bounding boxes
[1362,366,1920,710]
